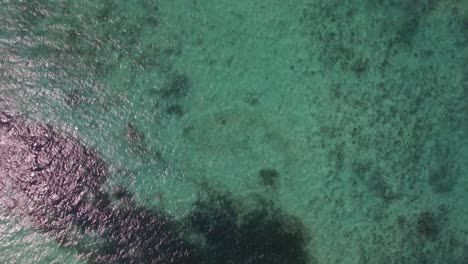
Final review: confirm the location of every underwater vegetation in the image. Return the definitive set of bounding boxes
[0,112,311,264]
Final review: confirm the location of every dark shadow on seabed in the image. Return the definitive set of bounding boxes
[0,111,312,264]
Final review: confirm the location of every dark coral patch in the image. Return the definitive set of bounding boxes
[258,168,280,187]
[415,211,440,240]
[0,112,311,263]
[111,185,133,200]
[126,122,145,145]
[162,73,191,98]
[350,57,369,75]
[186,190,311,264]
[166,104,185,116]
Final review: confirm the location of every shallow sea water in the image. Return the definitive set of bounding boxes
[1,0,468,263]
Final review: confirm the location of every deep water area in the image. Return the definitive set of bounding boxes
[1,0,468,263]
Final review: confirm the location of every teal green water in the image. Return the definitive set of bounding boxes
[1,0,468,263]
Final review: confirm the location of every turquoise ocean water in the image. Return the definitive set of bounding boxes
[0,0,468,263]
